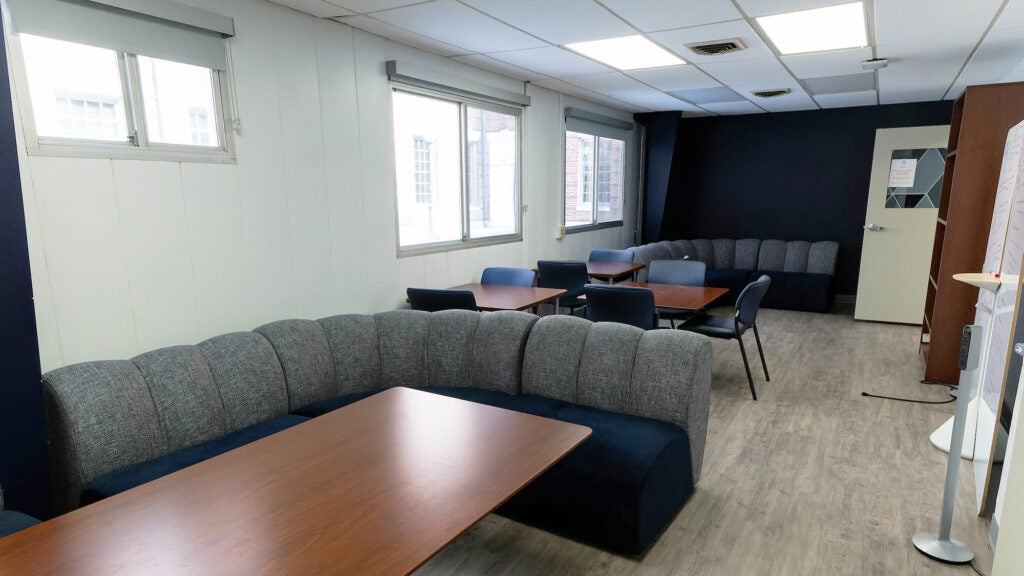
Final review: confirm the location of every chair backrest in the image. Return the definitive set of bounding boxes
[584,285,657,330]
[481,267,535,287]
[407,288,477,312]
[648,259,706,286]
[536,261,589,298]
[588,249,633,263]
[735,275,772,326]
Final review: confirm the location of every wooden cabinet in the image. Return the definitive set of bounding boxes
[922,81,1024,383]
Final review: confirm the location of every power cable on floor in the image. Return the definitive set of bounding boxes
[861,379,957,405]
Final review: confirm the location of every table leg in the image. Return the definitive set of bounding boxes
[553,297,560,315]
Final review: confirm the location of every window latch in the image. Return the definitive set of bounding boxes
[127,130,139,147]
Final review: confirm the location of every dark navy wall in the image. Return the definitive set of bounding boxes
[0,14,50,518]
[635,111,682,245]
[660,101,954,294]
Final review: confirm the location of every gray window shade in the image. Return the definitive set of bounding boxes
[8,0,233,70]
[565,107,633,140]
[387,60,530,107]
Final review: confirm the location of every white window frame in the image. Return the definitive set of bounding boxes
[564,130,626,233]
[390,85,523,257]
[5,31,236,164]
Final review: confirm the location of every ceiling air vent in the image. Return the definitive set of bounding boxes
[752,88,792,98]
[685,38,746,56]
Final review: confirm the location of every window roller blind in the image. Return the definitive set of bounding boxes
[565,107,633,140]
[7,0,233,70]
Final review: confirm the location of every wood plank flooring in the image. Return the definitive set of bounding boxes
[415,307,993,576]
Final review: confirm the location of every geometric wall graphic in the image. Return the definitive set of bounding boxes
[885,147,947,208]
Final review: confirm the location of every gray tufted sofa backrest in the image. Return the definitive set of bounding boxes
[42,310,712,513]
[628,238,838,280]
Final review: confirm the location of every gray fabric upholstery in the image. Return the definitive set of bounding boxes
[576,323,645,414]
[711,239,736,269]
[425,310,480,388]
[469,311,537,393]
[630,330,713,482]
[666,240,690,260]
[374,310,429,389]
[784,240,811,273]
[691,239,715,268]
[132,346,227,453]
[808,241,840,275]
[735,239,761,270]
[318,314,382,394]
[757,239,787,272]
[198,332,289,431]
[522,315,592,402]
[255,319,336,411]
[42,361,167,512]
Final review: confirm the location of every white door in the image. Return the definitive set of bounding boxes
[855,126,950,323]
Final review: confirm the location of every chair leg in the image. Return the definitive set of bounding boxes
[753,324,770,381]
[736,335,758,401]
[670,318,676,329]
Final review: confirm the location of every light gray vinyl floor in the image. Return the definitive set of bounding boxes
[414,307,994,576]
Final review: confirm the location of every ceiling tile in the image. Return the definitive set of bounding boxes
[487,47,612,77]
[338,15,472,57]
[461,0,635,45]
[700,100,765,114]
[451,54,550,82]
[947,26,1024,99]
[781,46,873,79]
[750,90,818,112]
[370,0,547,53]
[614,89,703,112]
[813,90,877,108]
[699,56,799,92]
[669,86,744,104]
[332,0,431,13]
[627,65,721,91]
[802,71,874,95]
[736,0,853,18]
[599,0,741,33]
[270,0,355,18]
[529,77,642,111]
[649,20,773,64]
[994,0,1024,30]
[875,0,1003,104]
[563,72,699,111]
[564,72,648,93]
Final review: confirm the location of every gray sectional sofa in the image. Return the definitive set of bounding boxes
[628,238,840,312]
[41,309,712,555]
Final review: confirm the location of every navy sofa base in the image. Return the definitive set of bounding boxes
[0,510,40,539]
[704,269,833,312]
[301,386,695,555]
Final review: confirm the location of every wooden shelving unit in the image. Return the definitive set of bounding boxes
[922,81,1024,383]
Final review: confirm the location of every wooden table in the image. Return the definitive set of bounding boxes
[587,261,646,283]
[0,387,591,576]
[617,281,728,310]
[449,283,566,311]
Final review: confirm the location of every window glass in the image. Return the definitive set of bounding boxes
[467,106,518,239]
[564,131,596,228]
[392,91,463,248]
[138,56,219,147]
[20,34,129,142]
[597,137,624,223]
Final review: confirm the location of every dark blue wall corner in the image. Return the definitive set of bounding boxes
[657,101,954,295]
[635,111,682,245]
[0,12,51,519]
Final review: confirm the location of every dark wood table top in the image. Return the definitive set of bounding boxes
[586,261,646,280]
[0,387,591,576]
[617,282,729,311]
[449,283,566,311]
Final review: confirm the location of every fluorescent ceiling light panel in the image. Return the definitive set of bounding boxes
[756,2,867,55]
[566,35,685,70]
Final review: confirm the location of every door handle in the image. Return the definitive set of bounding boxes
[864,223,886,232]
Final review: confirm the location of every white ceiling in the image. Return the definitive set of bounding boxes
[268,0,1024,115]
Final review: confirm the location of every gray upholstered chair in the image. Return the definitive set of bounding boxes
[680,275,771,400]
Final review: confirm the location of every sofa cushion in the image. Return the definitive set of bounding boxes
[498,401,694,555]
[691,239,715,268]
[198,332,290,432]
[711,239,736,269]
[80,414,310,505]
[0,510,40,539]
[734,239,761,270]
[292,390,381,418]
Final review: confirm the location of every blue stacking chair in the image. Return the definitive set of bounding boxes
[588,249,633,263]
[679,275,771,400]
[536,260,589,316]
[583,285,658,330]
[648,260,708,328]
[481,267,535,287]
[407,288,478,312]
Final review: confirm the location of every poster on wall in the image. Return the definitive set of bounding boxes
[884,148,946,208]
